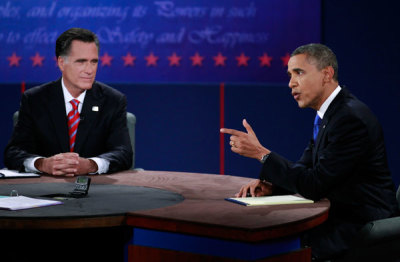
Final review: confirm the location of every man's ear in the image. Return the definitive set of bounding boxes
[57,56,65,71]
[323,66,334,83]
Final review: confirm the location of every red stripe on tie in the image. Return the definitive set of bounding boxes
[67,99,80,152]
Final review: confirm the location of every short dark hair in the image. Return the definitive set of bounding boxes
[291,43,338,81]
[55,28,99,58]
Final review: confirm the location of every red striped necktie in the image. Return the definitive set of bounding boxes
[68,99,80,152]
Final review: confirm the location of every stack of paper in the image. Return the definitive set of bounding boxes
[0,169,40,178]
[225,195,314,206]
[0,196,62,211]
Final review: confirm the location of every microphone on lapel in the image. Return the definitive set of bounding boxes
[79,105,99,122]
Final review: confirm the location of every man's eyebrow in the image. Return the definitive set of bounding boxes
[287,67,304,77]
[75,58,88,62]
[292,68,304,73]
[74,58,98,63]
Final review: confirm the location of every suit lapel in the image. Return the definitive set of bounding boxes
[46,79,70,152]
[312,88,348,163]
[74,83,104,154]
[313,117,328,162]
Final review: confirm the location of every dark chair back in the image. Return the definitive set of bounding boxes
[342,185,400,261]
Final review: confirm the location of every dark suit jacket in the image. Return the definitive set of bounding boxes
[260,88,398,259]
[4,79,133,173]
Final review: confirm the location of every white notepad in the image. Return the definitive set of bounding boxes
[0,169,40,179]
[225,195,314,206]
[0,196,62,211]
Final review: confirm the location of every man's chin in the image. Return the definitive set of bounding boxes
[297,101,306,108]
[79,83,94,90]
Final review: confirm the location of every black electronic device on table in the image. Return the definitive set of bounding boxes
[69,176,91,198]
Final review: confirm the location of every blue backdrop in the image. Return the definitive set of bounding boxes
[0,0,320,83]
[1,0,399,188]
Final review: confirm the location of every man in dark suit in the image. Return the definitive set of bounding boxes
[220,43,398,260]
[4,28,132,176]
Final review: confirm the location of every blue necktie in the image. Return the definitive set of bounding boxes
[313,114,322,141]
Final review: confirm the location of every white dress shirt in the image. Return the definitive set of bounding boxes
[316,85,342,119]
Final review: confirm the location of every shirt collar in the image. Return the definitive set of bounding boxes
[61,77,86,104]
[317,85,341,119]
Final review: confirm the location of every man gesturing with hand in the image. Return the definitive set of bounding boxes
[220,43,398,261]
[221,119,273,198]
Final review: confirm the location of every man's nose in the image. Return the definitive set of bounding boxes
[84,62,95,74]
[288,77,296,88]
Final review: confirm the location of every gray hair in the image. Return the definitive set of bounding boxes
[291,43,338,81]
[56,28,99,58]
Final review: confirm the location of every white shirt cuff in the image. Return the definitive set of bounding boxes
[89,157,110,174]
[24,157,42,173]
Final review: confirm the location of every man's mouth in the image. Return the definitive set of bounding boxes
[292,92,300,100]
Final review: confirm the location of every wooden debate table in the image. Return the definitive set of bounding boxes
[0,170,329,262]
